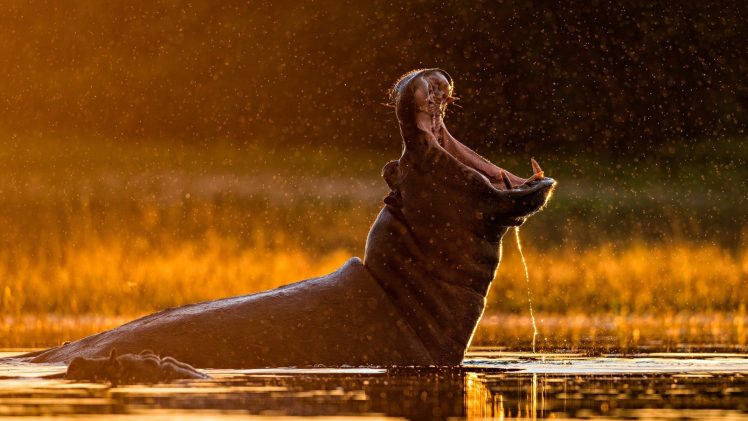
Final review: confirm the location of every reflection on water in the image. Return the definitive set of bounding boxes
[1,351,747,420]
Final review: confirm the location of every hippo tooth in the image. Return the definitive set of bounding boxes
[499,169,513,190]
[523,173,544,184]
[531,158,544,178]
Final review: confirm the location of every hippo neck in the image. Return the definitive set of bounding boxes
[362,204,507,364]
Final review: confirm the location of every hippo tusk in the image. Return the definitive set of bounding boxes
[531,158,544,178]
[523,172,544,185]
[499,169,513,190]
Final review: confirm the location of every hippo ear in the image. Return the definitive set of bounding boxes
[382,160,406,190]
[108,348,118,361]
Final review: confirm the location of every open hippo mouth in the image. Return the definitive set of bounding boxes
[392,69,556,226]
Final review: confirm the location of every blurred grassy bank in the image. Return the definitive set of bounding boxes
[0,136,746,348]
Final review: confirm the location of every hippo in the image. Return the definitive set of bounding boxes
[64,349,210,384]
[22,68,555,368]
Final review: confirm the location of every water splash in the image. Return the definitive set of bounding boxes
[515,227,538,354]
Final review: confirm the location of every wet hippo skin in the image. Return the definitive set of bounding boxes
[26,69,556,368]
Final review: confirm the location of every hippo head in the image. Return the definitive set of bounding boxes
[383,68,556,239]
[363,69,556,362]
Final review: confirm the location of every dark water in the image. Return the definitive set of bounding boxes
[1,352,748,420]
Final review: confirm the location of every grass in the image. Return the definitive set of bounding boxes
[0,135,746,349]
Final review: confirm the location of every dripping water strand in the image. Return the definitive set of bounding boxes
[514,226,538,354]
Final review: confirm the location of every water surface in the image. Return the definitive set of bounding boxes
[1,350,747,420]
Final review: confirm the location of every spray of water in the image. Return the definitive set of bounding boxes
[514,226,538,354]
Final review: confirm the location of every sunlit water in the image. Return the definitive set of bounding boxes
[1,351,747,420]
